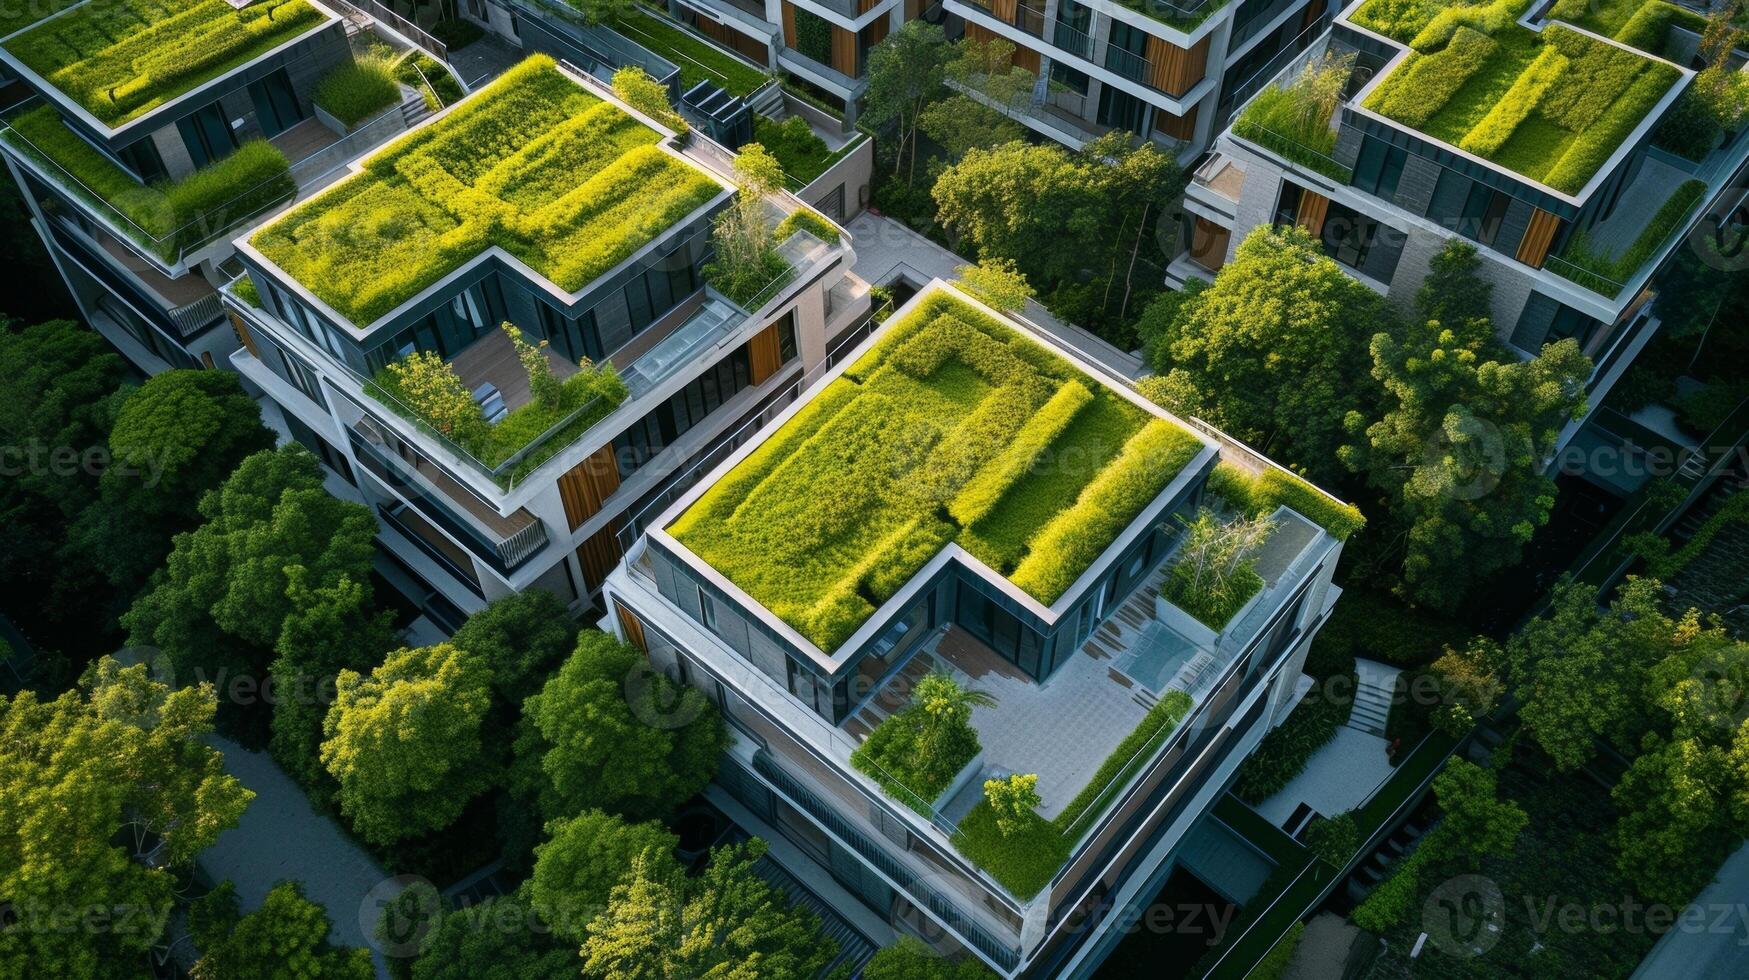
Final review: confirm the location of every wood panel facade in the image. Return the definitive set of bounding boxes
[576,520,624,593]
[556,443,621,531]
[1145,34,1208,97]
[1516,208,1562,268]
[1296,190,1330,236]
[748,321,785,385]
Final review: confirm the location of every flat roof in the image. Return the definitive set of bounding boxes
[3,0,329,127]
[249,55,725,329]
[666,285,1209,654]
[1348,0,1682,194]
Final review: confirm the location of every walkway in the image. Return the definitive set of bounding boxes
[198,737,399,977]
[448,34,523,91]
[845,212,1146,380]
[1631,841,1749,980]
[1254,662,1400,829]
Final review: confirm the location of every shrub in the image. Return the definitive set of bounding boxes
[1305,811,1361,866]
[611,65,687,133]
[1553,180,1705,293]
[1009,420,1204,602]
[1053,689,1194,837]
[1234,673,1354,802]
[1428,640,1503,735]
[1655,89,1725,160]
[374,351,485,442]
[1161,509,1273,630]
[754,115,835,184]
[233,275,262,308]
[1233,53,1354,180]
[850,673,990,815]
[1251,921,1306,980]
[313,52,402,129]
[955,257,1033,313]
[983,773,1041,836]
[773,206,841,245]
[950,799,1068,899]
[1352,847,1430,931]
[1205,461,1365,540]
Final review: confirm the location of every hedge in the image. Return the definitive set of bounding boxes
[755,114,836,185]
[1364,27,1500,129]
[671,290,1197,651]
[1552,179,1705,295]
[1459,46,1565,157]
[1053,690,1194,837]
[252,56,721,326]
[1206,461,1365,540]
[5,0,324,125]
[312,52,401,129]
[773,206,841,245]
[850,701,980,817]
[2,106,292,259]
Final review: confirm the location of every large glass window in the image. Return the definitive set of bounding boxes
[248,68,304,138]
[176,101,236,168]
[1352,137,1407,200]
[118,138,166,183]
[1097,86,1147,136]
[610,345,759,478]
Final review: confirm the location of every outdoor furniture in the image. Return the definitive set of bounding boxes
[472,382,506,423]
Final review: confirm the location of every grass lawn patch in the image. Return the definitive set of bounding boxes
[4,0,325,126]
[1205,462,1364,540]
[607,10,769,97]
[669,288,1202,652]
[755,115,841,186]
[313,52,401,129]
[1356,2,1681,193]
[0,0,80,39]
[2,105,293,259]
[251,56,722,327]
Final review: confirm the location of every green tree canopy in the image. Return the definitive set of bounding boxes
[190,880,373,980]
[0,658,252,976]
[321,643,496,844]
[0,319,127,512]
[580,839,834,978]
[529,810,681,941]
[1343,240,1589,609]
[512,630,725,825]
[862,21,951,184]
[449,589,580,713]
[1147,225,1385,483]
[406,892,577,980]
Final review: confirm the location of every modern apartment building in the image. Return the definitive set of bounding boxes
[604,279,1358,977]
[0,0,427,375]
[224,54,869,624]
[1179,0,1749,448]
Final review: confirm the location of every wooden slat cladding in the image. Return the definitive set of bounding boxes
[1011,40,1040,73]
[992,0,1018,20]
[1190,216,1230,272]
[863,12,889,48]
[1154,103,1198,140]
[831,24,857,75]
[1516,208,1562,268]
[781,2,796,46]
[858,0,881,12]
[576,520,624,593]
[748,321,784,385]
[615,601,648,654]
[1146,34,1208,97]
[556,443,621,531]
[229,311,260,359]
[697,18,770,66]
[1296,190,1330,236]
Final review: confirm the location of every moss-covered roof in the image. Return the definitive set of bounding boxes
[4,0,326,126]
[1352,0,1681,193]
[250,55,723,328]
[668,288,1206,653]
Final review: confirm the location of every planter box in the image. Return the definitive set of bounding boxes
[1154,593,1219,646]
[933,749,987,816]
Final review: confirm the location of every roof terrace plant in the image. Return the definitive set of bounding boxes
[5,0,325,126]
[1354,0,1683,193]
[850,672,993,816]
[250,56,722,327]
[1162,509,1275,630]
[668,289,1204,652]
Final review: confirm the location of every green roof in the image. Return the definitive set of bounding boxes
[4,0,327,126]
[668,288,1206,653]
[1353,0,1681,193]
[250,55,724,328]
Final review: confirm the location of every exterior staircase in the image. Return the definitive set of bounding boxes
[1348,660,1396,737]
[400,90,434,128]
[748,80,785,118]
[752,856,877,977]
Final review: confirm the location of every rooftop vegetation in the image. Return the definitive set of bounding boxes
[1354,0,1682,193]
[1552,0,1708,53]
[1162,509,1273,631]
[607,9,770,97]
[669,289,1204,652]
[850,672,990,816]
[2,105,293,259]
[1550,177,1706,295]
[1115,0,1233,31]
[251,56,722,327]
[311,51,401,130]
[1233,52,1355,182]
[5,0,325,126]
[1205,461,1365,540]
[0,0,78,39]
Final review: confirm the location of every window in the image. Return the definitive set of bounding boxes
[1097,86,1147,136]
[1050,60,1089,95]
[1546,305,1598,347]
[1321,199,1374,269]
[777,311,798,362]
[118,138,166,183]
[248,69,304,138]
[611,346,755,478]
[698,587,718,633]
[176,101,236,168]
[1459,183,1511,247]
[277,347,326,406]
[1274,182,1304,226]
[1352,137,1407,200]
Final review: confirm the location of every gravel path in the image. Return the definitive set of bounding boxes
[198,737,401,977]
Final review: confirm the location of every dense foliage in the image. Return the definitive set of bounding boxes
[852,672,991,813]
[190,880,373,979]
[313,50,403,128]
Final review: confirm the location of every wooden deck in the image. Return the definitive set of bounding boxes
[449,327,582,415]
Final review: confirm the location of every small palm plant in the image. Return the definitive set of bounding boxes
[914,671,995,779]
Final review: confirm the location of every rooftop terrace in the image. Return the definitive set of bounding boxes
[2,0,328,127]
[667,286,1207,654]
[249,54,725,329]
[1348,0,1683,194]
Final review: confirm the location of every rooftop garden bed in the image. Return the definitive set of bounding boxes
[365,323,628,486]
[668,289,1204,652]
[2,105,293,260]
[1161,509,1273,631]
[0,0,78,39]
[951,689,1194,898]
[850,672,989,816]
[607,9,770,98]
[312,51,401,130]
[1233,53,1355,182]
[1354,0,1683,193]
[755,115,860,187]
[1115,0,1233,31]
[1549,177,1706,295]
[4,0,325,126]
[1551,0,1708,55]
[1205,460,1365,540]
[250,56,722,327]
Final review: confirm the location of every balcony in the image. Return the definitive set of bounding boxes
[966,0,1047,37]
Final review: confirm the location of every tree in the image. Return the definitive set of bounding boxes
[955,257,1033,312]
[983,772,1041,836]
[512,630,725,825]
[190,881,373,980]
[914,671,995,771]
[1149,226,1385,482]
[321,643,496,845]
[1425,758,1526,867]
[269,568,395,795]
[406,893,577,980]
[918,37,1031,164]
[1498,578,1676,769]
[529,810,681,941]
[61,369,272,612]
[1611,621,1749,904]
[1077,132,1185,326]
[123,445,379,744]
[0,658,252,976]
[580,840,835,978]
[1342,243,1589,609]
[1427,639,1503,736]
[864,937,996,980]
[932,140,1102,285]
[862,21,951,184]
[705,143,788,305]
[380,350,483,441]
[502,322,560,410]
[448,589,580,714]
[1414,239,1492,330]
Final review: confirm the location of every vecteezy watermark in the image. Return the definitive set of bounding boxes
[362,875,440,958]
[0,900,174,939]
[0,441,169,487]
[1421,874,1505,958]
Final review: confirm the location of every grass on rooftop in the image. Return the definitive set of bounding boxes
[250,55,723,326]
[5,0,325,126]
[669,290,1204,653]
[1355,0,1682,193]
[608,8,770,98]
